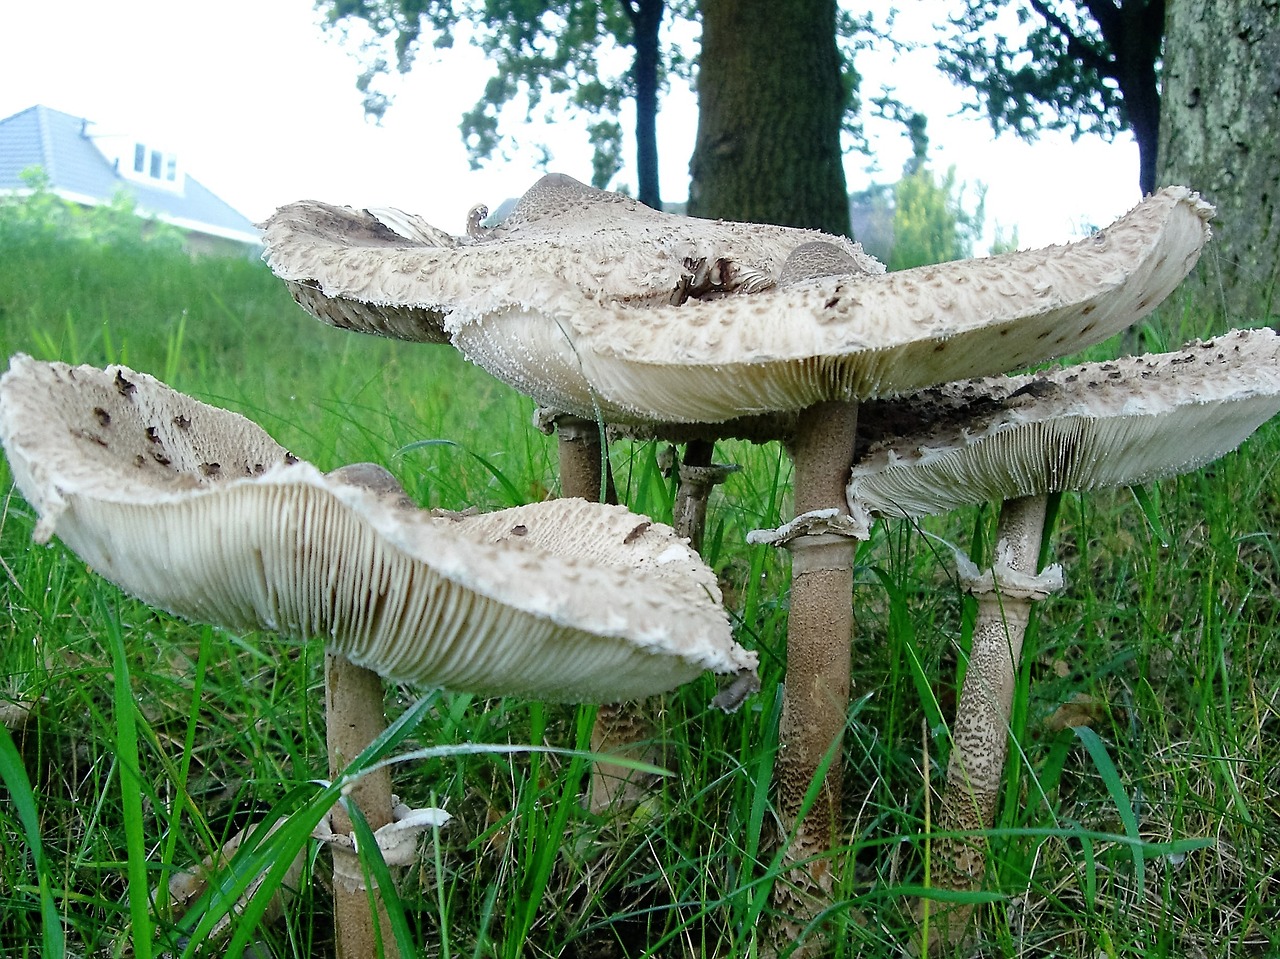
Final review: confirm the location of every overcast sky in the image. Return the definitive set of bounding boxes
[0,0,1142,250]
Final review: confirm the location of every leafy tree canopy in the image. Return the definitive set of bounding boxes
[319,0,694,193]
[850,113,986,269]
[938,0,1164,192]
[889,164,984,270]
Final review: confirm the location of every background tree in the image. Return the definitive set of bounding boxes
[849,113,986,268]
[320,0,686,208]
[687,0,853,234]
[889,165,984,270]
[1159,0,1279,320]
[938,0,1164,194]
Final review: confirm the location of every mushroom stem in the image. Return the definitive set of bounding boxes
[325,653,400,959]
[673,440,738,553]
[551,414,658,815]
[772,399,860,937]
[924,494,1051,948]
[674,439,713,548]
[555,414,616,504]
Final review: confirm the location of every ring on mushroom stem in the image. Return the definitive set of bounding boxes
[0,354,756,959]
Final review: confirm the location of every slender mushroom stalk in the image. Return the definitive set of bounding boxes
[924,495,1062,945]
[540,410,617,504]
[846,328,1280,949]
[672,439,739,553]
[325,655,399,957]
[0,355,757,959]
[261,175,1215,947]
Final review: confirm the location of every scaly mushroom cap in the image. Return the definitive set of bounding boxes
[846,328,1280,521]
[447,187,1214,423]
[260,172,880,346]
[266,176,1212,425]
[0,355,754,702]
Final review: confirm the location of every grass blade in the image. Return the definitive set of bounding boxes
[103,598,153,959]
[0,724,66,958]
[1073,725,1145,899]
[398,438,526,506]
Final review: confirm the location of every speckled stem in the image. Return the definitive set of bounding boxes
[556,415,616,504]
[674,439,714,550]
[924,495,1047,949]
[673,440,739,553]
[326,654,399,959]
[771,400,859,947]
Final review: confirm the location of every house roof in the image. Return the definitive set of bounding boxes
[0,105,260,247]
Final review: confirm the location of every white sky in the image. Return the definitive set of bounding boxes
[0,0,1143,251]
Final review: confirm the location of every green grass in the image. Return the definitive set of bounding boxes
[1,229,1278,958]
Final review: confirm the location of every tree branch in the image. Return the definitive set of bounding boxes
[1029,0,1113,75]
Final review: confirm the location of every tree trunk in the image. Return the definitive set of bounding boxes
[1100,0,1165,195]
[688,0,851,235]
[629,0,665,209]
[1158,0,1280,321]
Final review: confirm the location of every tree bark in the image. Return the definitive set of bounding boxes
[688,0,851,235]
[625,0,665,209]
[1158,0,1280,321]
[1097,0,1164,195]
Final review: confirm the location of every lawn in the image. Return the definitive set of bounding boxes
[1,217,1277,958]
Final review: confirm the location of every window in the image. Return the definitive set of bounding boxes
[118,141,182,190]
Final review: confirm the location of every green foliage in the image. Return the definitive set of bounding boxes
[937,0,1165,194]
[938,1,1126,142]
[1,229,1278,957]
[320,1,873,202]
[861,113,985,270]
[321,0,662,188]
[0,167,184,251]
[889,164,984,270]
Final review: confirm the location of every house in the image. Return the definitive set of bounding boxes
[0,105,260,256]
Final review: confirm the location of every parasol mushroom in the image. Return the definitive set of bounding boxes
[846,327,1280,947]
[260,174,1214,944]
[0,354,755,959]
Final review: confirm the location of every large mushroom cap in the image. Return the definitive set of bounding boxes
[846,327,1280,521]
[260,172,879,346]
[265,177,1213,427]
[0,355,754,702]
[448,187,1214,423]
